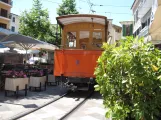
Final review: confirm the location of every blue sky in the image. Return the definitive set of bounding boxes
[12,0,134,26]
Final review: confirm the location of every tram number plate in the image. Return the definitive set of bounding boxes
[76,60,80,65]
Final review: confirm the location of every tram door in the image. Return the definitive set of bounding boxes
[79,31,90,49]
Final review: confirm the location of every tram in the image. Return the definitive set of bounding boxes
[54,14,109,91]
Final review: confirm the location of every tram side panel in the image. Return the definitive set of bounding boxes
[54,49,102,91]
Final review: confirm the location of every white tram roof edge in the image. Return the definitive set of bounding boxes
[56,14,107,26]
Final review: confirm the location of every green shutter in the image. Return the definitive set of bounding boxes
[123,25,126,36]
[130,24,133,36]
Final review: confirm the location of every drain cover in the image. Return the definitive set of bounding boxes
[23,104,38,108]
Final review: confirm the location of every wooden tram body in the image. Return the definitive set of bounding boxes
[54,14,108,91]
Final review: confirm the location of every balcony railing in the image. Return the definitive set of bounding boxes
[138,26,149,38]
[0,13,10,19]
[0,0,12,6]
[138,0,146,10]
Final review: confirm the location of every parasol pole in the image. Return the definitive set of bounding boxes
[25,49,28,64]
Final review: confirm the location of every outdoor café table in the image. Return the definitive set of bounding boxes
[5,77,29,98]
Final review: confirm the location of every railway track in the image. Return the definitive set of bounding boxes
[58,91,93,120]
[9,91,94,120]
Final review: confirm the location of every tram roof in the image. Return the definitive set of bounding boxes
[56,14,107,28]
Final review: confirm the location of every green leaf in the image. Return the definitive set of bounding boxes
[122,80,127,84]
[94,85,100,91]
[157,75,161,80]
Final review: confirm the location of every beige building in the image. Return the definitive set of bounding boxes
[0,0,12,30]
[108,19,122,44]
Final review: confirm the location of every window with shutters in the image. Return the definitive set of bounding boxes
[123,25,126,36]
[11,26,15,32]
[126,25,130,36]
[130,24,133,36]
[12,17,15,22]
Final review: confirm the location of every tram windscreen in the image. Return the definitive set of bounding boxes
[67,32,76,48]
[93,32,102,40]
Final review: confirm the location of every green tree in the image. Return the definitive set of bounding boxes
[57,0,79,16]
[19,0,59,45]
[95,37,161,120]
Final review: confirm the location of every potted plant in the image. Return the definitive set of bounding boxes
[94,37,161,120]
[29,69,46,91]
[5,70,28,97]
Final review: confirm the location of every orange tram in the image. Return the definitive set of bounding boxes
[54,14,109,91]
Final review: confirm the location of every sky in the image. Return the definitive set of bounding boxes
[12,0,134,26]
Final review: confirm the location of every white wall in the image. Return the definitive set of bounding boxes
[107,19,121,44]
[108,19,114,43]
[115,29,121,41]
[10,13,19,33]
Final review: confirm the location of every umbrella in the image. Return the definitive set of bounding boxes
[0,43,10,53]
[0,43,7,48]
[31,41,59,51]
[0,34,44,61]
[149,0,161,44]
[14,48,40,54]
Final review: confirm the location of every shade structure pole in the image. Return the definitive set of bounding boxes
[56,21,58,45]
[25,49,28,64]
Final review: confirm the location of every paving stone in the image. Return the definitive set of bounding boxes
[34,109,47,115]
[23,104,38,108]
[0,86,67,119]
[79,115,100,120]
[0,105,10,111]
[89,113,107,120]
[65,92,109,120]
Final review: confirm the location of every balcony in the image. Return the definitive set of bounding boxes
[0,0,12,7]
[138,0,152,18]
[0,15,10,21]
[138,26,149,38]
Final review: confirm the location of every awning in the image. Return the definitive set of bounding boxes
[56,14,107,27]
[149,0,161,41]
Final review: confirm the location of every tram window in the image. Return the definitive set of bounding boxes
[67,32,76,47]
[93,32,102,40]
[80,31,90,40]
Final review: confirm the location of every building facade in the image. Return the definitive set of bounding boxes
[120,21,133,39]
[131,0,153,39]
[108,19,122,44]
[0,0,12,30]
[9,13,19,32]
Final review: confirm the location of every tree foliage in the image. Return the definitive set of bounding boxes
[94,37,161,120]
[19,0,60,45]
[57,0,79,16]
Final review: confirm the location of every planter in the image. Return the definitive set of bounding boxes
[5,78,29,97]
[47,74,57,86]
[29,76,47,91]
